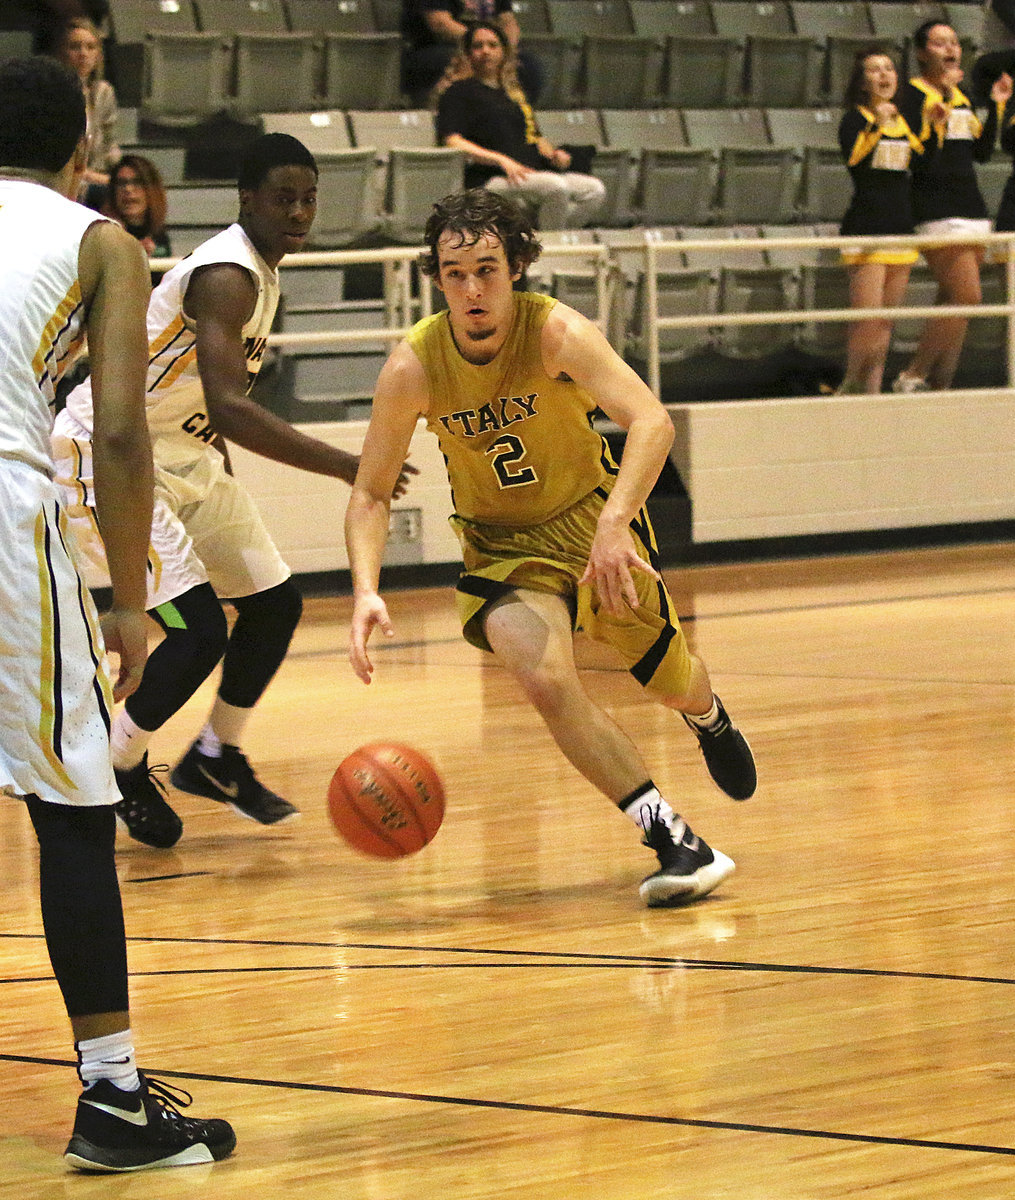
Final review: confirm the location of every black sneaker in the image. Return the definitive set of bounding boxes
[682,695,757,800]
[170,742,299,825]
[638,808,735,908]
[64,1074,236,1172]
[114,755,183,849]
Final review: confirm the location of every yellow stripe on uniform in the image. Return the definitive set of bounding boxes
[149,313,186,358]
[33,509,76,790]
[150,344,197,392]
[31,281,81,386]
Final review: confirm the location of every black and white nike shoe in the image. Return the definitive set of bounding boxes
[64,1074,236,1172]
[638,809,735,908]
[171,742,299,825]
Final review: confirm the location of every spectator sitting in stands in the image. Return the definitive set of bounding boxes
[105,155,172,264]
[403,0,543,105]
[53,15,119,209]
[434,22,604,230]
[837,50,922,394]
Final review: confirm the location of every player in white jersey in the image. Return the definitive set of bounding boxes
[54,133,414,849]
[0,55,234,1171]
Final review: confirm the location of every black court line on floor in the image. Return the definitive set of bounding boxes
[1,1052,1012,1159]
[2,933,1013,987]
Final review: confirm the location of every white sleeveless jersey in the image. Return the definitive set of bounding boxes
[0,180,103,476]
[63,222,279,468]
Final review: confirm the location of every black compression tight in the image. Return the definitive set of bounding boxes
[25,797,129,1017]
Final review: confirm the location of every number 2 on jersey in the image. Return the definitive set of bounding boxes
[486,433,538,489]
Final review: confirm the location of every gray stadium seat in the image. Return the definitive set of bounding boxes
[548,0,634,37]
[195,0,288,32]
[348,110,437,154]
[143,31,231,124]
[601,107,687,150]
[796,262,851,356]
[536,109,605,148]
[261,110,353,153]
[630,268,715,360]
[678,225,767,268]
[589,146,633,226]
[581,35,660,107]
[311,148,382,245]
[166,184,238,227]
[234,32,319,115]
[663,35,741,107]
[513,0,553,33]
[710,1,794,39]
[285,0,376,32]
[385,148,465,243]
[630,0,714,37]
[719,147,799,223]
[111,0,198,42]
[744,34,822,106]
[322,32,402,109]
[682,107,770,148]
[766,107,840,150]
[636,148,715,225]
[760,223,827,268]
[521,33,577,108]
[799,145,852,222]
[716,265,797,355]
[945,3,984,51]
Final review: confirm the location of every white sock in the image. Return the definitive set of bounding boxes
[197,698,252,758]
[76,1029,141,1093]
[620,784,680,836]
[109,712,153,772]
[684,696,720,731]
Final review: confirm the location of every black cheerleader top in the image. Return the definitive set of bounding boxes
[838,106,923,236]
[895,79,999,222]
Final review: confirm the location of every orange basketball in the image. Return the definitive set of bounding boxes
[327,742,445,858]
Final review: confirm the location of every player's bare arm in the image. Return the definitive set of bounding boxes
[541,303,675,614]
[346,340,430,684]
[79,219,154,699]
[185,264,416,496]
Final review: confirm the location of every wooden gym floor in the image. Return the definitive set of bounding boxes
[1,542,1014,1198]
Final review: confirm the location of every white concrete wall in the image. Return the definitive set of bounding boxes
[228,419,458,574]
[668,390,1015,544]
[228,391,1015,571]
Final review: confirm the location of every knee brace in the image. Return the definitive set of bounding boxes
[219,579,303,708]
[125,582,228,731]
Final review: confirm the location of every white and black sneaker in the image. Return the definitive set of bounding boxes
[65,1074,236,1172]
[171,742,299,825]
[639,810,735,908]
[683,695,757,801]
[114,755,183,849]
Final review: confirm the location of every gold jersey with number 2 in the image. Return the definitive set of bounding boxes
[409,292,612,526]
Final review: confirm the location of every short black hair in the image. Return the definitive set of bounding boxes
[912,20,952,51]
[0,56,86,174]
[237,133,318,192]
[420,189,542,278]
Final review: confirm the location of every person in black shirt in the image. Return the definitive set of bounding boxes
[837,50,923,393]
[892,21,1010,391]
[435,22,604,229]
[403,0,543,104]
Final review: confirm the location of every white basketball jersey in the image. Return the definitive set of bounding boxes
[0,180,103,476]
[64,222,280,468]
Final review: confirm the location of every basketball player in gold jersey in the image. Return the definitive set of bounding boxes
[346,190,756,906]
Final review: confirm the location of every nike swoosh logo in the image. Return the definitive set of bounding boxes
[681,835,700,853]
[81,1098,149,1127]
[197,764,239,799]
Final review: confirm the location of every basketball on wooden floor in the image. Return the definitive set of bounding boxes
[328,742,445,858]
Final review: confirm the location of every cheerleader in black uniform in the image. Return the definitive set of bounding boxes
[993,93,1015,229]
[838,50,922,393]
[893,21,1011,391]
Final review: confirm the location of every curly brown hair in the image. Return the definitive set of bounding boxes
[420,188,542,278]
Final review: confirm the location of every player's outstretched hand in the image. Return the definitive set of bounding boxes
[392,458,419,500]
[101,607,149,702]
[349,591,394,684]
